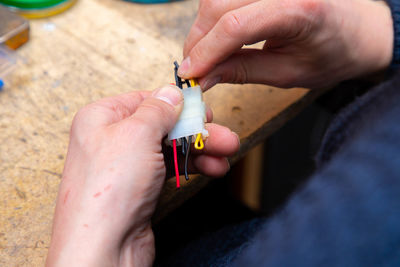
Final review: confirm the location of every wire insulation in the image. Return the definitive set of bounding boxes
[172,139,180,188]
[181,137,187,155]
[184,136,192,181]
[190,79,199,87]
[194,133,204,150]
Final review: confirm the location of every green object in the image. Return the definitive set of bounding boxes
[0,0,68,9]
[125,0,172,3]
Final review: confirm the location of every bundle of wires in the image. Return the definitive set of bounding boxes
[172,61,204,188]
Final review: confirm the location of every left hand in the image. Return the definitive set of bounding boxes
[46,85,239,267]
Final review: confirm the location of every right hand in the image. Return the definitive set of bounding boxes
[179,0,393,90]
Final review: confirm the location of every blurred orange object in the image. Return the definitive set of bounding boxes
[0,5,29,49]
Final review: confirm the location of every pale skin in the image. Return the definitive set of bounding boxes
[46,86,239,266]
[179,0,393,90]
[47,0,394,266]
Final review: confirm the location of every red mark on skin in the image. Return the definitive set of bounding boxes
[93,192,102,198]
[104,184,112,191]
[63,189,70,205]
[83,224,89,228]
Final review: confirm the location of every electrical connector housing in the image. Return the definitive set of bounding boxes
[168,85,208,144]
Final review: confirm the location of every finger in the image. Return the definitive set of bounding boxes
[94,91,152,122]
[191,123,240,157]
[183,0,258,57]
[165,149,230,178]
[128,85,184,141]
[206,105,213,123]
[198,49,300,90]
[193,155,230,177]
[71,91,152,133]
[179,0,305,79]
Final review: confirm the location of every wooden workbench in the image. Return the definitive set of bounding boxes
[0,0,323,265]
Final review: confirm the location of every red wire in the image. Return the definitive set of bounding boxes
[172,139,180,188]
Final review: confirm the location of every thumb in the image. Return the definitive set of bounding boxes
[199,49,299,90]
[129,85,184,140]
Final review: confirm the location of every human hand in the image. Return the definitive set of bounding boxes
[46,85,239,267]
[179,0,393,90]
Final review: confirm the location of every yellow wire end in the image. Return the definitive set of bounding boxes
[190,79,199,87]
[194,133,204,150]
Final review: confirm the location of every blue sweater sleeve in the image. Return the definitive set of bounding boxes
[232,73,400,266]
[385,0,400,67]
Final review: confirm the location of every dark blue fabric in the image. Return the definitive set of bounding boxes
[159,72,400,267]
[157,217,265,267]
[232,72,400,266]
[386,0,400,67]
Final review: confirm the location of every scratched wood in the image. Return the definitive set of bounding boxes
[0,0,323,265]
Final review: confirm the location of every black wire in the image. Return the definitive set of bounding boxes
[173,61,183,89]
[184,136,192,181]
[174,61,192,89]
[181,137,187,155]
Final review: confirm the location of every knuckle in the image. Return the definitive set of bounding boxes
[289,0,326,19]
[190,44,206,63]
[275,72,299,88]
[70,107,96,147]
[199,0,213,10]
[199,0,221,15]
[136,101,172,128]
[232,57,249,84]
[127,116,158,141]
[220,12,243,39]
[71,105,91,129]
[296,0,323,12]
[130,116,150,133]
[140,102,168,119]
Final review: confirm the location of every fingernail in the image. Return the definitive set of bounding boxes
[178,57,191,77]
[202,76,221,90]
[153,85,183,106]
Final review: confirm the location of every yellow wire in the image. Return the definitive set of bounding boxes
[190,79,199,87]
[194,133,204,150]
[191,79,204,150]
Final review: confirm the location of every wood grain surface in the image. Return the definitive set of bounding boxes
[0,0,323,265]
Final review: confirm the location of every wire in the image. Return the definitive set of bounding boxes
[194,133,204,150]
[173,61,182,88]
[181,137,187,155]
[190,79,199,87]
[184,136,192,181]
[172,139,180,188]
[172,63,203,185]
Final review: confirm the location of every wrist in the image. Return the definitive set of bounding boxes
[47,184,155,267]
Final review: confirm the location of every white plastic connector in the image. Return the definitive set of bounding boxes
[168,85,208,143]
